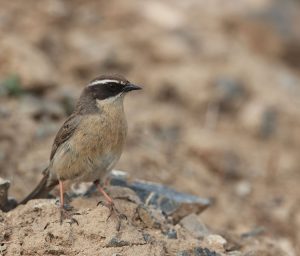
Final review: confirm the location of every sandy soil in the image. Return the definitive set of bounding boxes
[0,0,300,255]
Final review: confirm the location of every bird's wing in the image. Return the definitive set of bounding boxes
[50,113,82,161]
[20,113,82,204]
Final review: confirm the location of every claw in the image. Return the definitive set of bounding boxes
[97,201,127,231]
[94,182,127,231]
[119,213,127,221]
[97,200,105,207]
[67,218,79,226]
[60,206,79,225]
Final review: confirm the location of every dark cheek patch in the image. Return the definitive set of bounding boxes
[85,82,125,100]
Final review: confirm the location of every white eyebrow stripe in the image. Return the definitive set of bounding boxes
[88,79,124,86]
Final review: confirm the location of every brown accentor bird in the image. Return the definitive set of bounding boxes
[20,74,141,226]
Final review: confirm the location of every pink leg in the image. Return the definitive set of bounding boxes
[94,180,114,205]
[59,180,64,208]
[59,180,78,225]
[97,186,113,204]
[94,181,126,231]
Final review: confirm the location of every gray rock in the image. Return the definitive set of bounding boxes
[165,228,177,239]
[177,248,221,256]
[0,178,17,212]
[193,247,220,256]
[128,180,211,223]
[106,237,129,248]
[180,214,210,239]
[107,170,211,223]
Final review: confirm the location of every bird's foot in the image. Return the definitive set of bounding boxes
[59,204,80,225]
[97,200,127,231]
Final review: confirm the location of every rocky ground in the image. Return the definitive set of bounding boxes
[0,182,292,256]
[0,0,300,255]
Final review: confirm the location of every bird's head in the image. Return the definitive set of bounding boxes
[86,74,141,100]
[77,75,142,113]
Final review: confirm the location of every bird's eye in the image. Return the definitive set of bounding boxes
[107,83,119,91]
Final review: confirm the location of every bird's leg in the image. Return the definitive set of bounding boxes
[59,180,78,225]
[59,180,64,209]
[94,181,127,231]
[103,176,111,188]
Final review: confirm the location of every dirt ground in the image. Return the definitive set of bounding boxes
[0,0,300,255]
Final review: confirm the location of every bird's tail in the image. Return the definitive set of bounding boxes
[19,168,58,205]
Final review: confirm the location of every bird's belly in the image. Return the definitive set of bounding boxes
[51,114,126,182]
[52,138,123,181]
[79,152,121,182]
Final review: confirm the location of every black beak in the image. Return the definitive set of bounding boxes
[123,83,142,92]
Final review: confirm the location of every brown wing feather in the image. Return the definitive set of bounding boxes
[50,113,82,160]
[20,114,82,204]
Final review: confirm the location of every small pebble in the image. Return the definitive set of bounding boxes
[106,237,129,248]
[194,247,220,256]
[203,235,227,251]
[177,251,190,256]
[166,228,177,239]
[235,181,252,197]
[142,233,152,243]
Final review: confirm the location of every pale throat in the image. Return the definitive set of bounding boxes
[96,93,125,112]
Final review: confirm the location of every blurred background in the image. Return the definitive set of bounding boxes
[0,0,299,254]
